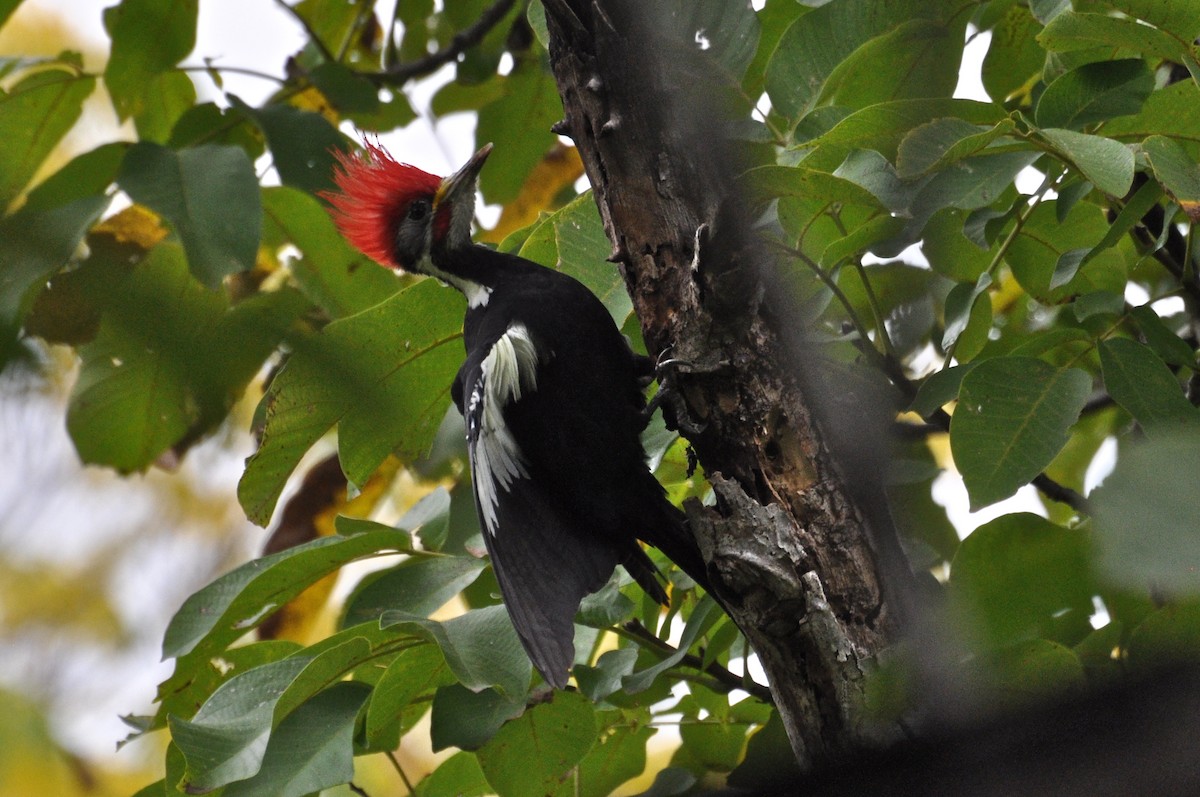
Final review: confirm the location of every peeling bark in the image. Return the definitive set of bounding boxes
[543,0,906,763]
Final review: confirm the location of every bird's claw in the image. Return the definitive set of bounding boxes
[641,350,709,436]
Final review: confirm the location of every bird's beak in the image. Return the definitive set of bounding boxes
[435,143,493,212]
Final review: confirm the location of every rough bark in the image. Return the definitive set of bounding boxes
[542,0,907,765]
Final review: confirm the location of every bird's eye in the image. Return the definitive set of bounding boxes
[408,199,430,221]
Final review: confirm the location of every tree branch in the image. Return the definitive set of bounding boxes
[617,619,775,703]
[369,0,516,84]
[542,1,909,765]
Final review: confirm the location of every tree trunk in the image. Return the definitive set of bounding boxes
[542,0,908,765]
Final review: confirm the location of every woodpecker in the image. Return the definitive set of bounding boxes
[324,142,709,688]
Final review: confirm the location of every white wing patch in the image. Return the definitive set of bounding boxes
[468,322,540,535]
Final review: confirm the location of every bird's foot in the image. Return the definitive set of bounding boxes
[641,349,712,436]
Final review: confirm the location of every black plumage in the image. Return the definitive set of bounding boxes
[327,142,709,687]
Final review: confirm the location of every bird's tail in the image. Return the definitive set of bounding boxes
[642,499,713,596]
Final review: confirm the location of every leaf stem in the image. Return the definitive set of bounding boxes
[386,749,415,794]
[273,0,338,63]
[179,64,287,85]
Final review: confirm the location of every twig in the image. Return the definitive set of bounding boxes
[369,0,516,84]
[273,0,338,63]
[619,619,775,703]
[1032,474,1090,514]
[386,749,414,794]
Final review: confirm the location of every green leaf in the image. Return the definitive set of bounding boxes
[1092,432,1200,595]
[1035,59,1154,130]
[803,99,1005,170]
[623,596,723,693]
[222,682,370,797]
[910,363,977,418]
[1099,0,1200,41]
[117,142,261,288]
[1130,305,1196,368]
[1006,201,1128,302]
[162,529,411,661]
[728,710,804,792]
[950,357,1092,510]
[765,0,958,119]
[381,605,532,698]
[0,65,95,209]
[1030,0,1071,24]
[170,657,310,792]
[1038,128,1134,197]
[273,637,374,723]
[102,0,197,121]
[896,118,1016,179]
[741,0,809,98]
[0,196,108,332]
[262,187,402,318]
[667,0,760,79]
[308,62,379,114]
[476,691,597,797]
[577,574,637,629]
[1099,338,1200,436]
[431,683,525,751]
[1103,80,1200,142]
[922,208,995,283]
[292,0,360,53]
[576,649,640,705]
[1128,604,1200,667]
[820,18,963,109]
[414,752,492,797]
[1039,11,1188,61]
[832,149,924,214]
[396,486,453,549]
[982,5,1045,103]
[1143,135,1200,219]
[365,644,454,750]
[232,97,348,195]
[950,513,1093,645]
[342,555,486,627]
[1062,177,1163,285]
[906,150,1041,234]
[977,639,1086,703]
[133,70,197,144]
[740,164,886,210]
[21,142,127,214]
[146,640,299,738]
[819,214,907,268]
[571,723,654,797]
[942,273,992,351]
[238,279,462,525]
[476,63,562,205]
[167,102,264,155]
[65,245,305,472]
[542,193,631,323]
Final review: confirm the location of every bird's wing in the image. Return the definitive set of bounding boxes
[463,321,619,688]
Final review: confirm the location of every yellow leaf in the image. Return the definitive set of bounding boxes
[482,143,584,244]
[290,85,340,125]
[92,204,168,249]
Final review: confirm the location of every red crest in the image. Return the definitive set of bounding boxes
[323,141,442,268]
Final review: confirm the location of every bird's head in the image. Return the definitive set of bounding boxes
[324,141,492,274]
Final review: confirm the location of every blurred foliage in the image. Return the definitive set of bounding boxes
[3,0,1200,794]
